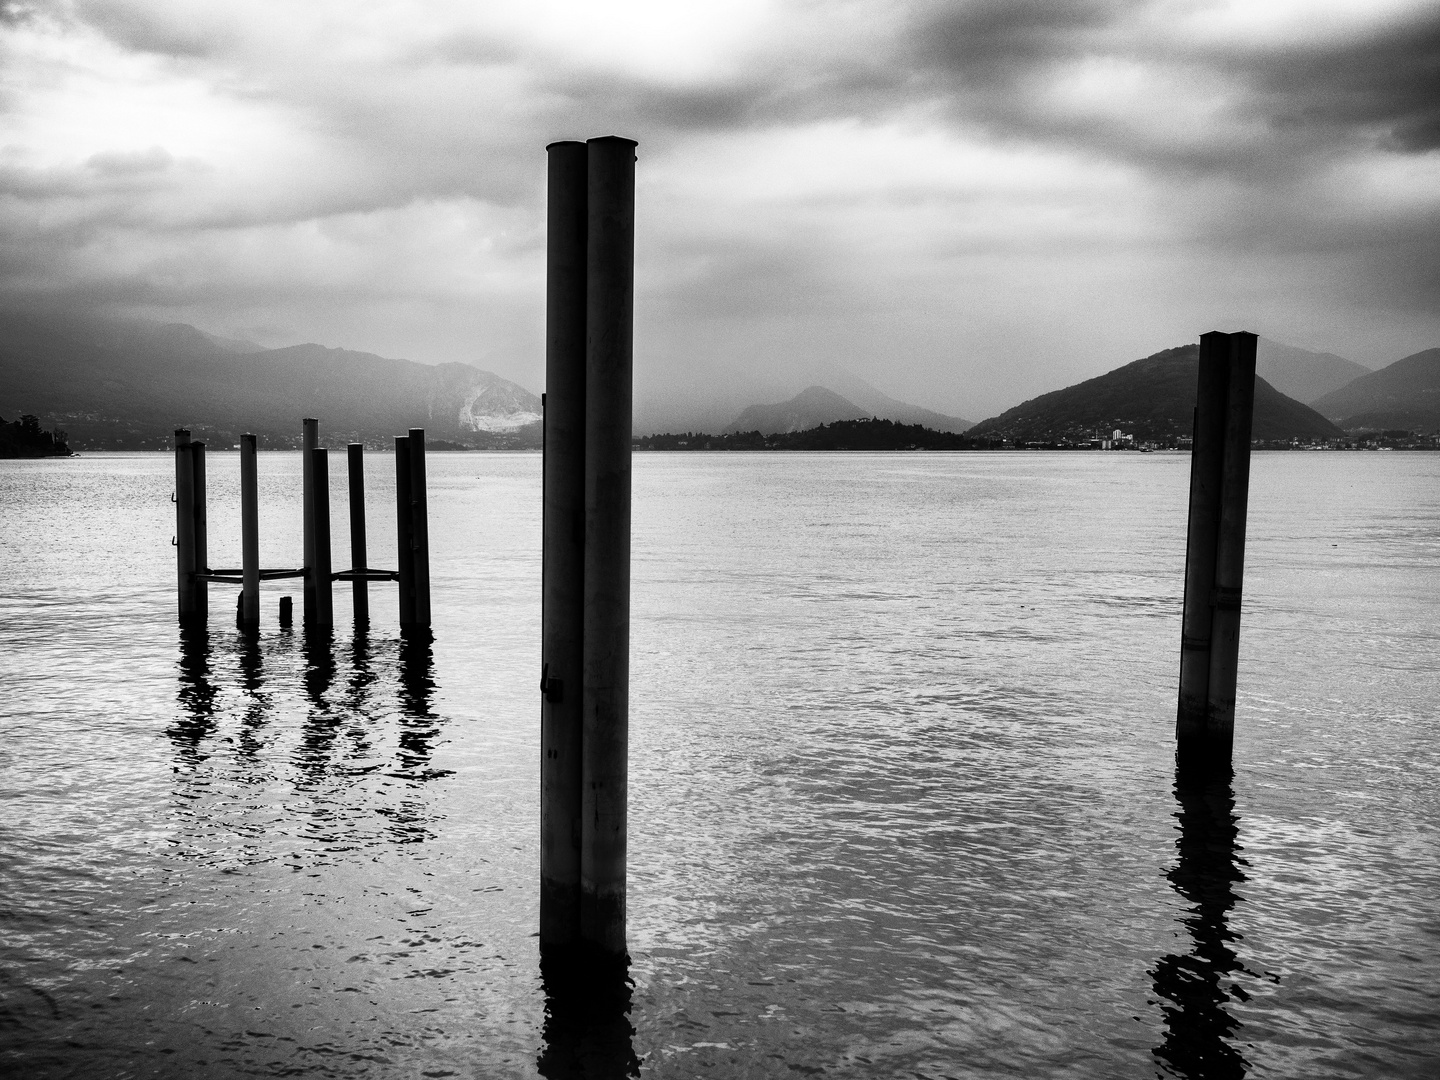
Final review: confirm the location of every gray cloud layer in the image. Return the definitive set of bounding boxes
[2,0,1437,424]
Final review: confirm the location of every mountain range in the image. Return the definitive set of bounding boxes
[1310,348,1440,431]
[0,311,541,450]
[2,310,1435,451]
[968,345,1344,445]
[723,382,973,436]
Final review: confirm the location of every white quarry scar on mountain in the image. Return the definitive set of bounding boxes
[457,386,541,432]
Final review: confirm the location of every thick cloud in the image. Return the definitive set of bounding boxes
[1,0,1437,423]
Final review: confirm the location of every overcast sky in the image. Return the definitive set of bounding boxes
[2,0,1438,426]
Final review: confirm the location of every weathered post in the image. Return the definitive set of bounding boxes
[239,433,260,628]
[302,418,319,625]
[541,139,588,952]
[1205,333,1257,758]
[347,443,369,624]
[395,435,416,626]
[408,428,431,629]
[309,446,334,630]
[191,441,208,622]
[174,429,198,623]
[581,135,637,957]
[279,595,293,628]
[1176,331,1256,769]
[1176,337,1230,747]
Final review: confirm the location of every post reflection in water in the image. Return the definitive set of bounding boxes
[170,627,217,758]
[537,951,641,1080]
[397,629,440,773]
[1150,765,1259,1080]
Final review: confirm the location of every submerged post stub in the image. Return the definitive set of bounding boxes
[1176,331,1257,771]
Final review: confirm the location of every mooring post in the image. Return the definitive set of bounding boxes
[581,135,637,957]
[347,443,369,625]
[1176,331,1256,769]
[239,433,260,628]
[408,428,431,629]
[302,418,319,625]
[191,440,209,623]
[309,446,334,630]
[174,429,198,623]
[1205,333,1257,758]
[395,435,416,626]
[541,138,588,952]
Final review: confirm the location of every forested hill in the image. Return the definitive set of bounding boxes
[968,345,1343,445]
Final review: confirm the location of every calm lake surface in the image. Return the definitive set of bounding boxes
[1,450,1437,1079]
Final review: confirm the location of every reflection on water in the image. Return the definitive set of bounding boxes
[168,625,449,847]
[1151,765,1268,1079]
[538,951,641,1080]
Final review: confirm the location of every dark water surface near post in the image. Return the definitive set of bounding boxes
[1,451,1436,1078]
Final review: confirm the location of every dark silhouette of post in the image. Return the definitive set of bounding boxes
[239,434,260,628]
[541,139,588,951]
[1206,337,1257,757]
[581,135,636,957]
[395,435,416,626]
[1177,331,1256,769]
[309,446,333,630]
[302,418,319,625]
[191,440,208,623]
[408,428,431,629]
[174,429,198,623]
[347,443,369,624]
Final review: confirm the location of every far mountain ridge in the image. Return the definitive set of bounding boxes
[1310,348,1440,432]
[1254,338,1371,404]
[724,382,972,436]
[0,311,541,450]
[969,344,1343,444]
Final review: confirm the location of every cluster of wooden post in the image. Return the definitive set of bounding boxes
[1177,331,1257,770]
[175,422,429,631]
[540,135,637,961]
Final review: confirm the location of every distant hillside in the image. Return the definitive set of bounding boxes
[969,344,1344,444]
[724,386,869,435]
[0,311,541,450]
[723,382,972,436]
[1257,339,1371,404]
[824,372,973,432]
[1309,348,1440,432]
[639,418,988,451]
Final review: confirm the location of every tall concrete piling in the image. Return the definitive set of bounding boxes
[239,434,261,628]
[580,135,637,957]
[407,428,431,629]
[540,139,589,951]
[175,429,198,623]
[1177,331,1257,769]
[191,440,209,623]
[348,443,369,625]
[302,418,320,625]
[395,436,416,627]
[309,446,334,630]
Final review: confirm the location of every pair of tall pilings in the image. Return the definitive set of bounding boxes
[1177,331,1257,770]
[540,135,637,961]
[175,430,208,624]
[300,422,430,632]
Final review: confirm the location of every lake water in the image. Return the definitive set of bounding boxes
[1,450,1437,1079]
